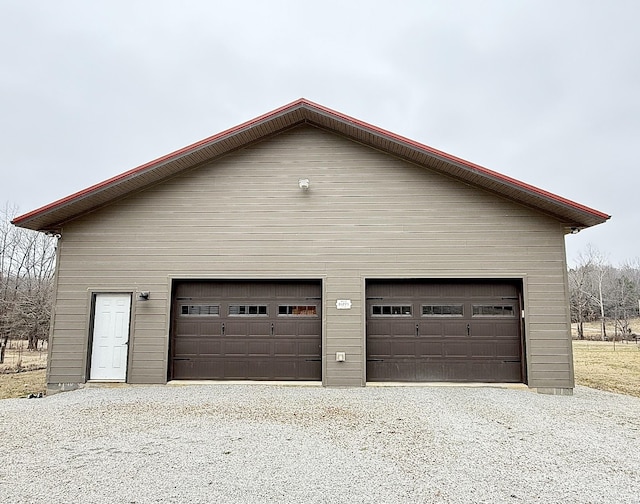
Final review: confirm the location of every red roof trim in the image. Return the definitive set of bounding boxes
[12,98,610,225]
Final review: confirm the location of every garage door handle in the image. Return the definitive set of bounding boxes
[367,359,384,362]
[221,323,225,337]
[271,323,274,337]
[305,358,322,362]
[467,323,470,336]
[416,324,419,337]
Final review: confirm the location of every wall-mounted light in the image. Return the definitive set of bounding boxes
[298,178,310,190]
[570,227,581,235]
[138,291,150,301]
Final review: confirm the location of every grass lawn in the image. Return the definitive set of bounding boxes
[0,345,48,400]
[0,369,46,400]
[572,339,640,398]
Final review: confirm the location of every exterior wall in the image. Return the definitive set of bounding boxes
[47,125,573,390]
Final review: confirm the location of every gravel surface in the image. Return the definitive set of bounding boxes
[1,384,639,503]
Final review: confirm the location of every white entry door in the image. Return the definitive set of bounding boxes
[90,293,131,381]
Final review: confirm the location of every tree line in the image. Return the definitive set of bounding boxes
[569,246,640,340]
[0,204,55,363]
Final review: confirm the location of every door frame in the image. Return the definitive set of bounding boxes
[86,291,134,382]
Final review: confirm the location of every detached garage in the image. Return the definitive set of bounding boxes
[12,99,609,395]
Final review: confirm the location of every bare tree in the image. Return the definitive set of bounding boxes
[584,246,612,341]
[569,246,640,342]
[611,260,640,342]
[610,274,636,339]
[0,203,56,362]
[569,245,611,339]
[568,261,596,339]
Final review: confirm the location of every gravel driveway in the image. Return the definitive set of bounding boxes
[1,384,639,503]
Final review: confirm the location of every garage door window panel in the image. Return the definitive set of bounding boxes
[180,305,220,316]
[372,305,412,316]
[229,305,268,316]
[422,304,464,316]
[472,305,515,317]
[278,305,318,316]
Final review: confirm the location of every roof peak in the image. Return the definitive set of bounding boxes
[12,99,610,231]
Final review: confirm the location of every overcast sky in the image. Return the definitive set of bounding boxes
[1,1,638,266]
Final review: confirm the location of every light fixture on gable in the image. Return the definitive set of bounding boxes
[298,178,310,190]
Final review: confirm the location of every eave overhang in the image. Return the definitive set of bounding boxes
[12,98,610,232]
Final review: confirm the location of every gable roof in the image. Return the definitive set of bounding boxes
[13,98,610,232]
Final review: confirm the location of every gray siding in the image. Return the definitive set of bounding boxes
[48,125,573,389]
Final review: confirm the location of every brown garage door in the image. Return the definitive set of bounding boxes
[366,280,523,382]
[170,280,322,380]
